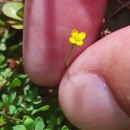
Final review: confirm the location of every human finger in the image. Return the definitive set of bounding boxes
[59,26,130,130]
[23,0,107,86]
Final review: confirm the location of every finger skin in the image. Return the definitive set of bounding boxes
[23,0,107,86]
[59,26,130,130]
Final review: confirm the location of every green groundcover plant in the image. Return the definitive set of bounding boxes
[0,1,72,130]
[0,0,130,130]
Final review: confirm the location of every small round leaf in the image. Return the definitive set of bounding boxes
[9,91,17,102]
[33,98,42,105]
[10,78,21,88]
[2,94,9,103]
[25,105,33,111]
[23,116,35,130]
[2,2,23,21]
[15,96,23,105]
[8,105,16,115]
[34,117,44,126]
[24,95,32,102]
[13,125,26,130]
[61,126,69,130]
[35,122,45,130]
[0,43,6,51]
[17,7,24,19]
[7,20,23,29]
[0,54,5,63]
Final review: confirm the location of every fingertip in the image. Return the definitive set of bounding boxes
[23,0,107,86]
[59,72,130,130]
[59,26,130,129]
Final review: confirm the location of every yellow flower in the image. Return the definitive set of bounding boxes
[69,29,86,46]
[66,29,87,66]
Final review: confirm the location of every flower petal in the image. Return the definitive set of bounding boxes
[78,32,86,40]
[69,37,76,44]
[76,40,83,46]
[71,29,78,38]
[75,35,82,41]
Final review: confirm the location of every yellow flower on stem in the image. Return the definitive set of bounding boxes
[66,29,87,66]
[69,29,86,46]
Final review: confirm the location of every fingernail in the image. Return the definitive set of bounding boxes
[59,72,130,130]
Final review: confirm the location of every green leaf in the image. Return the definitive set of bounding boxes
[0,102,4,110]
[8,105,16,115]
[10,78,21,88]
[61,126,69,130]
[28,88,38,99]
[0,75,4,82]
[34,117,44,126]
[31,105,50,115]
[0,43,6,51]
[35,122,45,130]
[7,20,23,29]
[28,90,34,99]
[23,116,35,130]
[17,7,24,19]
[0,63,7,68]
[0,54,5,63]
[33,98,42,104]
[0,19,5,26]
[9,91,16,102]
[38,105,50,111]
[57,116,64,125]
[15,96,23,106]
[49,115,58,126]
[13,125,26,130]
[0,30,10,43]
[0,116,5,124]
[8,43,21,53]
[0,68,12,78]
[2,2,23,21]
[23,85,30,95]
[25,105,33,111]
[17,74,27,79]
[2,94,9,103]
[24,95,32,102]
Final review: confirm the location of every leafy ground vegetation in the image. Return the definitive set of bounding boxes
[0,0,130,130]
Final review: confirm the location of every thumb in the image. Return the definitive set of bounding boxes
[59,26,130,130]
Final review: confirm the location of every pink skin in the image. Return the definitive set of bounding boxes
[23,0,107,86]
[23,1,130,130]
[59,26,130,130]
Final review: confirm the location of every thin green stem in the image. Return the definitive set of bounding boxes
[66,45,75,66]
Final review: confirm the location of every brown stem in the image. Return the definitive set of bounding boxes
[0,112,22,122]
[0,122,7,127]
[108,1,130,21]
[117,0,130,9]
[0,58,23,90]
[0,80,7,90]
